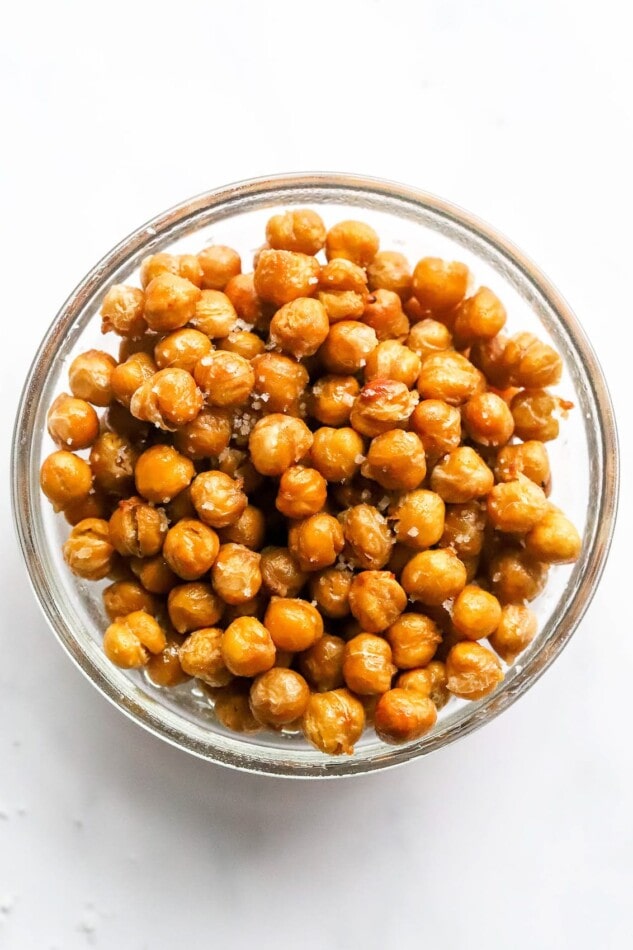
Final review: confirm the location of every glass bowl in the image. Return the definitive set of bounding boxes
[11,172,619,778]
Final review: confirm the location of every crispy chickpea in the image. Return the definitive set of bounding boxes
[391,490,445,549]
[302,689,365,755]
[162,518,220,580]
[317,258,368,322]
[367,250,412,300]
[310,427,364,483]
[213,681,262,733]
[140,252,203,289]
[189,289,237,339]
[410,399,462,457]
[264,597,323,651]
[362,289,409,342]
[146,639,191,687]
[219,505,266,550]
[386,613,441,668]
[439,501,486,558]
[446,641,503,700]
[249,668,310,727]
[343,634,396,695]
[168,582,224,634]
[64,489,110,526]
[154,328,212,372]
[525,508,582,563]
[320,321,378,374]
[412,258,469,314]
[401,549,467,606]
[453,287,506,346]
[108,496,168,558]
[178,627,233,687]
[325,220,379,267]
[260,547,308,598]
[134,444,194,503]
[220,617,275,676]
[374,689,437,744]
[417,351,484,406]
[216,447,263,494]
[173,408,232,460]
[511,389,560,442]
[463,392,514,447]
[269,297,330,358]
[131,555,179,595]
[211,543,262,604]
[63,518,114,580]
[104,400,150,444]
[362,343,419,392]
[309,569,353,619]
[310,375,359,426]
[224,272,268,327]
[348,570,407,633]
[398,660,449,709]
[143,273,201,332]
[489,604,538,662]
[102,579,157,621]
[289,513,345,572]
[249,415,313,477]
[254,249,320,307]
[430,447,494,503]
[111,352,157,409]
[469,335,512,388]
[68,350,117,407]
[350,379,418,438]
[46,393,99,452]
[40,450,92,512]
[266,208,326,255]
[501,332,563,388]
[487,476,548,534]
[495,441,550,489]
[190,470,247,529]
[275,466,327,520]
[130,368,203,430]
[197,245,241,291]
[452,585,502,640]
[193,351,255,408]
[90,432,139,497]
[406,319,453,360]
[362,430,426,491]
[251,353,309,413]
[103,610,167,669]
[340,504,393,570]
[218,330,266,361]
[101,284,146,338]
[299,634,346,691]
[488,549,548,604]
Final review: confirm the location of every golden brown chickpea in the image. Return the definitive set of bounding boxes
[386,613,441,669]
[154,328,212,372]
[249,414,313,477]
[68,350,117,407]
[452,287,507,346]
[495,441,550,489]
[90,432,139,497]
[289,513,345,572]
[108,496,168,558]
[168,582,224,634]
[406,319,453,361]
[309,569,353,619]
[162,518,220,580]
[452,585,502,640]
[487,474,547,533]
[178,627,233,687]
[63,489,111,526]
[190,470,247,529]
[500,332,563,388]
[317,258,369,321]
[140,252,203,289]
[410,399,462,457]
[216,447,263,494]
[412,258,469,314]
[525,508,582,564]
[348,570,407,633]
[143,273,201,332]
[101,284,147,339]
[340,504,394,570]
[391,490,446,549]
[398,660,449,709]
[446,641,503,700]
[134,444,194,503]
[197,245,241,291]
[260,547,308,598]
[374,688,437,744]
[310,375,359,427]
[310,427,364,483]
[266,208,326,255]
[254,249,320,307]
[417,351,485,406]
[299,634,346,691]
[146,638,191,688]
[131,554,179,595]
[430,447,494,503]
[188,290,237,339]
[363,341,421,390]
[223,595,267,625]
[367,250,413,300]
[362,430,426,491]
[488,604,537,662]
[224,272,268,327]
[219,505,266,551]
[302,688,365,755]
[103,610,167,669]
[211,543,262,604]
[361,289,409,342]
[350,379,418,438]
[325,220,379,267]
[251,352,309,413]
[221,616,276,677]
[275,466,327,520]
[269,297,330,359]
[102,579,157,621]
[249,668,310,727]
[331,475,387,511]
[343,633,396,697]
[511,389,560,442]
[104,401,151,444]
[488,549,548,604]
[218,330,266,361]
[439,501,486,558]
[401,549,467,606]
[172,408,232,460]
[320,321,378,374]
[264,597,323,651]
[111,352,157,409]
[193,350,255,408]
[63,518,114,580]
[130,368,203,430]
[463,392,514,447]
[47,394,99,451]
[213,681,262,733]
[469,334,512,388]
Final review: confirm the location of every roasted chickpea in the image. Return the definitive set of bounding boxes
[143,273,201,332]
[216,447,263,495]
[140,252,203,289]
[210,543,262,605]
[269,297,329,359]
[63,489,110,526]
[488,604,538,662]
[103,579,157,621]
[274,466,327,520]
[494,441,550,489]
[254,249,320,307]
[391,490,445,549]
[452,585,502,640]
[101,284,146,338]
[486,476,548,534]
[218,330,266,361]
[213,681,262,733]
[146,638,191,687]
[265,208,326,255]
[104,400,151,444]
[340,504,393,570]
[386,613,441,668]
[408,400,460,458]
[348,570,407,633]
[108,496,168,558]
[111,352,157,409]
[90,432,139,497]
[463,392,514,447]
[401,549,467,606]
[398,660,449,709]
[309,426,364,483]
[317,258,369,322]
[47,393,99,452]
[260,547,308,598]
[161,518,220,580]
[446,641,503,700]
[154,329,212,373]
[412,258,469,314]
[249,414,313,477]
[218,505,266,550]
[309,569,353,619]
[223,595,267,625]
[310,375,359,426]
[40,450,93,511]
[103,610,166,669]
[224,272,269,328]
[325,220,379,267]
[320,321,378,374]
[189,470,247,529]
[188,289,237,339]
[251,353,309,413]
[178,627,233,686]
[172,408,232,460]
[68,350,117,407]
[134,444,194,504]
[288,513,345,572]
[452,287,507,346]
[500,332,563,388]
[302,689,365,755]
[439,501,486,558]
[417,351,484,406]
[511,389,560,442]
[219,617,275,677]
[193,351,255,408]
[362,430,426,491]
[361,289,409,342]
[62,518,115,580]
[299,634,346,691]
[374,688,437,744]
[525,508,582,564]
[249,668,310,727]
[406,319,453,361]
[264,597,323,651]
[130,368,203,430]
[367,250,412,300]
[168,582,224,634]
[430,447,494,503]
[469,335,512,388]
[197,245,241,291]
[350,379,418,438]
[488,549,548,604]
[342,634,395,696]
[131,555,179,595]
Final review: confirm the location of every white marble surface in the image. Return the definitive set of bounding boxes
[1,1,632,947]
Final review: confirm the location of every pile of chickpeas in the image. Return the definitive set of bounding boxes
[39,208,582,755]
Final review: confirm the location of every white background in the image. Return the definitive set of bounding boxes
[1,2,632,947]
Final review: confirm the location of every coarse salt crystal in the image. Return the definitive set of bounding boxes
[354,454,366,464]
[342,393,355,406]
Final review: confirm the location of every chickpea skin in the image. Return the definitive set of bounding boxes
[63,518,115,580]
[417,351,485,406]
[364,340,421,389]
[325,220,379,267]
[269,297,330,358]
[310,375,360,427]
[299,634,346,691]
[101,284,146,338]
[276,466,328,519]
[190,289,237,338]
[260,547,308,598]
[266,208,326,255]
[68,350,117,406]
[173,407,232,460]
[197,245,241,291]
[109,496,168,558]
[401,549,467,606]
[343,634,396,695]
[168,582,224,634]
[102,579,157,622]
[310,426,365,483]
[320,321,378,375]
[386,613,442,669]
[446,641,503,700]
[178,627,233,687]
[309,569,353,619]
[430,447,494,503]
[361,430,426,491]
[47,393,99,451]
[367,250,412,300]
[162,519,220,580]
[410,399,462,457]
[463,392,514,447]
[398,660,449,710]
[301,689,365,755]
[374,689,437,745]
[194,351,255,408]
[264,597,324,651]
[391,490,445,549]
[511,389,560,442]
[317,258,369,322]
[411,258,469,314]
[130,368,203,430]
[340,504,394,570]
[406,319,453,360]
[134,445,195,504]
[350,379,419,438]
[452,585,502,640]
[487,476,548,533]
[249,415,313,477]
[254,249,320,307]
[501,332,563,388]
[40,450,92,511]
[143,273,201,332]
[190,471,247,529]
[488,549,548,604]
[103,610,167,669]
[525,508,582,563]
[249,668,310,727]
[289,513,345,572]
[348,571,407,633]
[211,543,262,604]
[154,328,212,372]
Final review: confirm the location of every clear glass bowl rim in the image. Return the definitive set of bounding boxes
[11,171,619,778]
